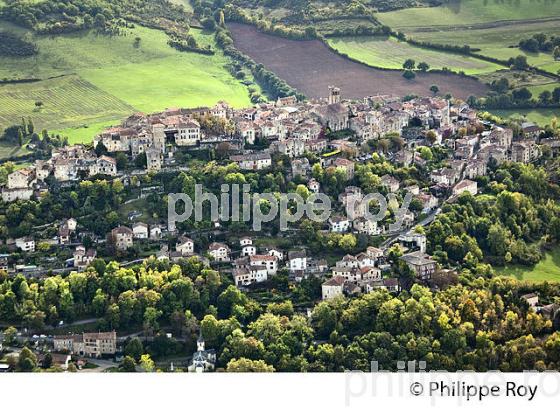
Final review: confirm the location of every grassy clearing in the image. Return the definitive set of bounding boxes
[52,120,119,145]
[494,247,560,282]
[0,141,29,160]
[377,0,560,29]
[0,24,252,140]
[327,36,502,75]
[478,70,554,91]
[525,83,560,96]
[489,108,559,127]
[79,53,250,114]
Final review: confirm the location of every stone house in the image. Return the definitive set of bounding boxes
[110,226,134,251]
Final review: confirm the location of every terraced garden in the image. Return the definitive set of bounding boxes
[327,36,503,75]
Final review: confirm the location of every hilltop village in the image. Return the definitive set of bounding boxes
[1,87,559,372]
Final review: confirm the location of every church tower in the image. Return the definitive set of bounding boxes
[328,86,341,105]
[197,332,205,352]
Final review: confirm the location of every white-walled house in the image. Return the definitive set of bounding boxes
[110,226,134,251]
[249,254,278,276]
[15,237,35,252]
[132,222,149,239]
[268,248,284,261]
[453,179,477,196]
[208,242,230,262]
[328,215,351,233]
[242,244,257,257]
[239,237,253,247]
[322,276,346,300]
[176,236,194,256]
[175,120,201,146]
[233,266,268,287]
[240,237,256,256]
[150,225,163,240]
[73,245,97,269]
[288,250,307,272]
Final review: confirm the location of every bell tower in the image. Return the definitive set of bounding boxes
[328,86,341,104]
[197,332,205,351]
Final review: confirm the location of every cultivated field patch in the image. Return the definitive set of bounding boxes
[377,0,560,29]
[404,20,560,75]
[0,25,252,138]
[0,75,135,132]
[328,36,503,75]
[228,23,489,100]
[52,120,120,145]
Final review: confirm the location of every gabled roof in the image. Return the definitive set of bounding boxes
[323,276,346,287]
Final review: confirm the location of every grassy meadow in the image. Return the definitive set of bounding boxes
[52,120,120,146]
[0,141,28,160]
[401,20,560,75]
[495,247,560,282]
[490,108,559,127]
[327,36,503,74]
[377,0,560,29]
[0,23,252,145]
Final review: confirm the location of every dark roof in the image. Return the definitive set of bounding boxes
[323,276,346,286]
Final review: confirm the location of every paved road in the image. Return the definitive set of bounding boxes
[380,207,441,249]
[79,357,118,373]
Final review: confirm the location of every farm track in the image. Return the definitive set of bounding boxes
[228,23,489,100]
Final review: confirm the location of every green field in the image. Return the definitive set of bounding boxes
[52,120,121,146]
[377,0,560,29]
[328,36,503,74]
[400,20,560,75]
[0,75,136,130]
[0,141,29,160]
[495,247,560,282]
[526,82,560,97]
[0,23,252,142]
[490,108,559,127]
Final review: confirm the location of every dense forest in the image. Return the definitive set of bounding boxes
[427,161,560,267]
[0,30,38,57]
[0,0,190,34]
[1,256,560,371]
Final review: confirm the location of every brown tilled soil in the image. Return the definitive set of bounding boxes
[228,23,489,100]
